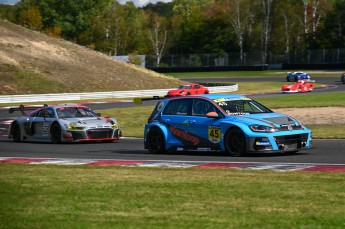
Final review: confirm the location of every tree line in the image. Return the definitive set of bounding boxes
[1,0,344,66]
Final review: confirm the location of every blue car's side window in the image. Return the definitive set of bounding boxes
[163,99,190,115]
[192,99,217,116]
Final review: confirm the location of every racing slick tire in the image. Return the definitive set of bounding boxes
[146,127,166,154]
[51,123,62,144]
[224,127,246,157]
[11,122,21,142]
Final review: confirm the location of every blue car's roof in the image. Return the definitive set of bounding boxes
[192,94,248,100]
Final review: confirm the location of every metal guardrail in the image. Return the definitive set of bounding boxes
[0,84,238,104]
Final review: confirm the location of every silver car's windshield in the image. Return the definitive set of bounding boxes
[57,107,98,118]
[214,99,272,115]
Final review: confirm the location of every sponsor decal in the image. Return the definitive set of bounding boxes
[208,125,221,143]
[170,126,199,145]
[255,141,271,146]
[213,97,250,103]
[178,119,189,126]
[226,112,249,116]
[281,124,294,131]
[43,122,49,134]
[157,101,164,111]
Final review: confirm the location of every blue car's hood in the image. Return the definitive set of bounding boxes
[225,112,299,127]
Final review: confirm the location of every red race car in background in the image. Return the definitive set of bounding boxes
[282,80,315,93]
[166,83,209,97]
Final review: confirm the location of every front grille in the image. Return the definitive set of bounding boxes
[275,134,301,144]
[87,129,113,139]
[71,132,84,141]
[278,124,304,131]
[275,133,309,151]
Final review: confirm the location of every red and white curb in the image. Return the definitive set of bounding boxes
[1,157,345,173]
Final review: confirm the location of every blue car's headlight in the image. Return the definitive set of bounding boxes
[249,125,276,133]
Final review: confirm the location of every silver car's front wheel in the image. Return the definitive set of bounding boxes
[51,123,62,144]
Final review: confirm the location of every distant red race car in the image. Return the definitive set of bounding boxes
[166,83,209,97]
[282,80,315,93]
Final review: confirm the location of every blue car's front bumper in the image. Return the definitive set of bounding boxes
[246,132,311,153]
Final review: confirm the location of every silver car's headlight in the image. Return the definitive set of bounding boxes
[112,123,119,129]
[68,124,85,130]
[249,125,276,133]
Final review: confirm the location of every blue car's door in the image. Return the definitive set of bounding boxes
[161,98,197,146]
[187,99,223,149]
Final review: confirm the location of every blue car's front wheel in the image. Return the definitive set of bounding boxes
[224,128,246,156]
[146,127,166,154]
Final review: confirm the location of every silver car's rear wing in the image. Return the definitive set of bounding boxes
[9,104,47,116]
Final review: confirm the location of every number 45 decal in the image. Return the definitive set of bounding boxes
[208,126,221,143]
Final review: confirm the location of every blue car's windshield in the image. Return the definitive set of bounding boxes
[214,99,273,115]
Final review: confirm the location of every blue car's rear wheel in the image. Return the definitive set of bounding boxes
[146,127,166,154]
[224,128,246,156]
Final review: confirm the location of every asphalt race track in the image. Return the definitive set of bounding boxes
[0,76,344,171]
[0,136,344,165]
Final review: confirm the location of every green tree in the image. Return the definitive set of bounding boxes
[18,5,42,30]
[313,0,345,48]
[146,13,168,66]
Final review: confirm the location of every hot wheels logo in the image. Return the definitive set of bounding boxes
[170,126,199,145]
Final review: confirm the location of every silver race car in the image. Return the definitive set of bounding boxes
[8,104,122,143]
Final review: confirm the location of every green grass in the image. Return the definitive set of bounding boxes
[255,92,345,108]
[168,70,275,78]
[236,82,325,94]
[1,64,66,95]
[0,164,344,229]
[306,125,345,139]
[167,70,343,78]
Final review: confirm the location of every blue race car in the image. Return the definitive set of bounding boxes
[143,94,312,156]
[286,72,311,82]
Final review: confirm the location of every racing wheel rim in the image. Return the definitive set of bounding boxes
[11,122,21,142]
[224,128,246,156]
[146,127,165,154]
[51,123,62,143]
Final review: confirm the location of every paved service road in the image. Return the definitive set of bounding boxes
[0,137,344,165]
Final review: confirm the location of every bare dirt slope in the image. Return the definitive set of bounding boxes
[0,19,182,95]
[274,107,345,125]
